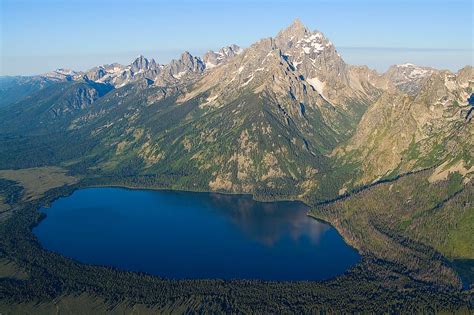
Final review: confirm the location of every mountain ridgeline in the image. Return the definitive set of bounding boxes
[0,19,472,201]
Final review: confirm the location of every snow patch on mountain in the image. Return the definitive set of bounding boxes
[296,32,327,55]
[307,77,326,98]
[173,71,187,79]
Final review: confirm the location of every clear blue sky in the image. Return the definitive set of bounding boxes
[1,0,472,75]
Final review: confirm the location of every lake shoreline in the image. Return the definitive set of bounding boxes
[0,171,470,313]
[34,186,361,281]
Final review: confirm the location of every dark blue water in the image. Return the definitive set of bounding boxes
[34,188,360,280]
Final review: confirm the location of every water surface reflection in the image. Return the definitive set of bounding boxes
[204,192,329,246]
[34,188,360,280]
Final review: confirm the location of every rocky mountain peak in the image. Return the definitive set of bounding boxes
[221,44,243,56]
[275,24,353,104]
[160,51,205,80]
[283,18,309,35]
[275,19,310,50]
[44,68,80,81]
[180,51,205,72]
[130,55,157,73]
[383,63,436,95]
[203,44,243,69]
[180,51,193,61]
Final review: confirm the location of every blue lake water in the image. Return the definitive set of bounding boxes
[34,188,360,280]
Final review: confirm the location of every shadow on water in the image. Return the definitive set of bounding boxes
[451,259,474,289]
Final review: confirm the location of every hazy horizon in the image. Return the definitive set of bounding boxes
[1,0,473,76]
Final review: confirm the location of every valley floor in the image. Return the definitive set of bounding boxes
[0,167,472,313]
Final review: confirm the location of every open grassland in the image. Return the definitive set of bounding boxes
[0,167,78,201]
[0,258,28,280]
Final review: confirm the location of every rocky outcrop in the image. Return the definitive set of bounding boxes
[382,64,436,95]
[203,44,242,69]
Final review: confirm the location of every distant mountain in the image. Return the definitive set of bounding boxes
[0,19,472,199]
[382,63,436,95]
[32,45,243,89]
[0,76,57,108]
[0,78,113,134]
[44,68,82,81]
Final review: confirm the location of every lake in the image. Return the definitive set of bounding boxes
[34,188,360,280]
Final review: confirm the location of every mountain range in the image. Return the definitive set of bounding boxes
[1,19,471,201]
[0,19,473,311]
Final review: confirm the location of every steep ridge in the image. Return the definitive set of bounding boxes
[0,78,113,134]
[276,20,380,108]
[334,66,474,189]
[203,44,243,69]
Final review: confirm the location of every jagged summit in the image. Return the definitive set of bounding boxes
[155,52,201,81]
[33,19,464,103]
[275,19,310,50]
[203,44,243,69]
[131,55,158,72]
[283,18,309,34]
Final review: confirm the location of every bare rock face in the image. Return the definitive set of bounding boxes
[273,19,382,109]
[51,86,100,116]
[203,44,243,69]
[166,52,205,77]
[150,51,205,86]
[44,68,81,81]
[82,56,161,88]
[130,55,157,73]
[274,18,310,51]
[383,63,436,95]
[85,66,108,81]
